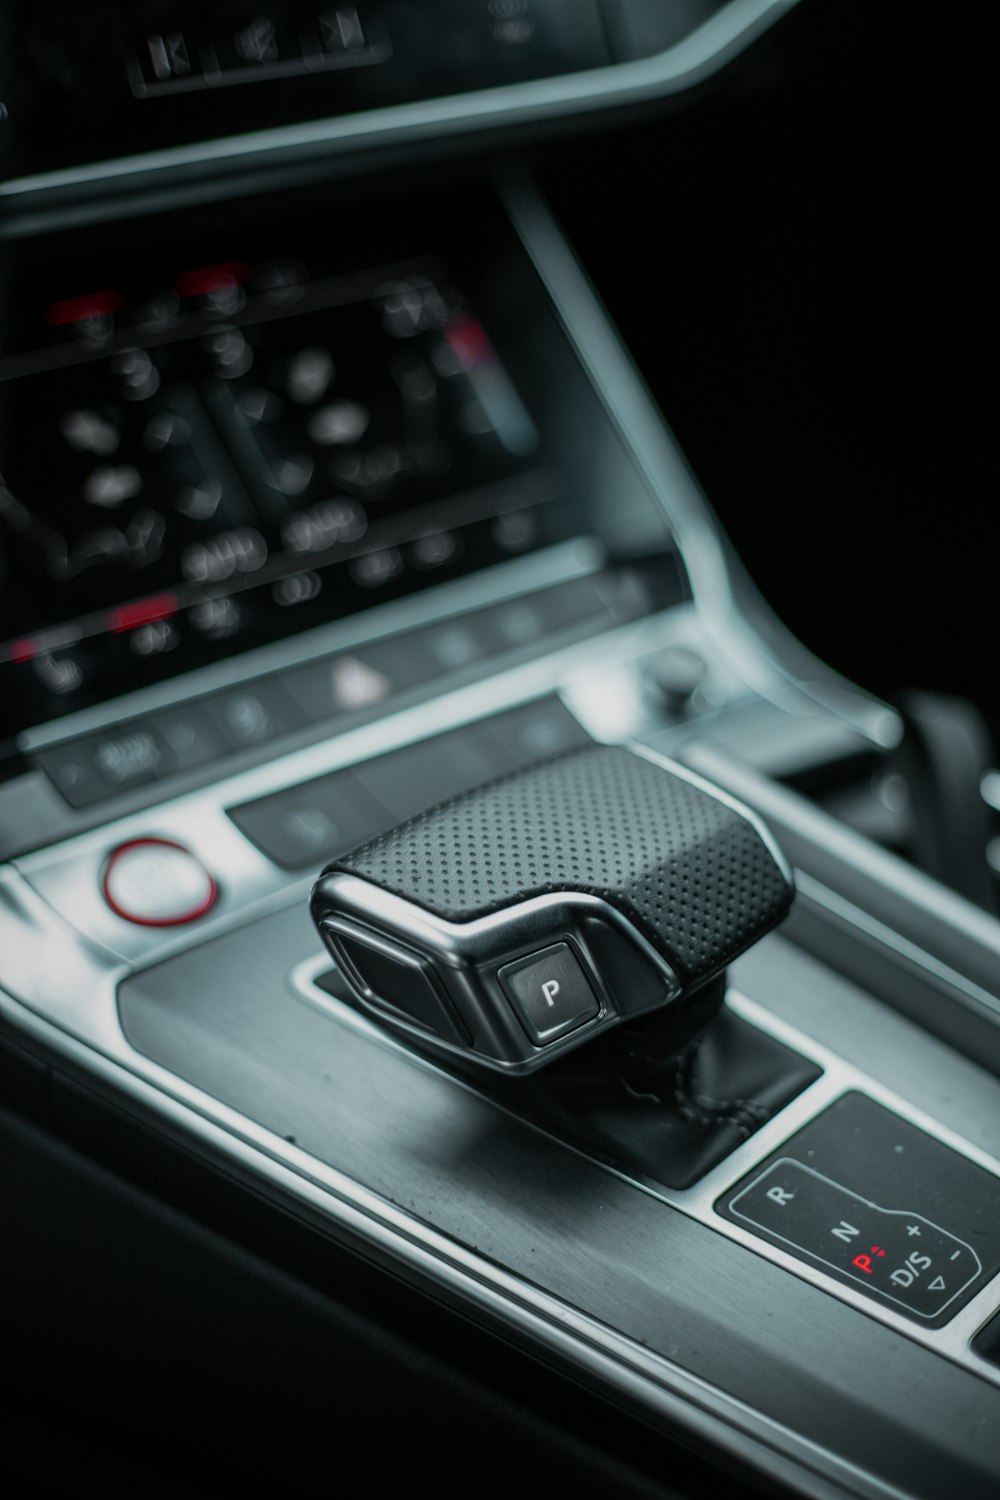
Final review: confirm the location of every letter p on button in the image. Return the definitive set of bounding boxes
[499,942,600,1047]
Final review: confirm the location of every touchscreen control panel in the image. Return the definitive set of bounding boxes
[0,254,560,745]
[0,185,686,864]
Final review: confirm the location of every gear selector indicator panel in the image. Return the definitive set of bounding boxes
[718,1093,1000,1326]
[727,1159,981,1318]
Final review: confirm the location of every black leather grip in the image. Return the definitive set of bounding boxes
[328,743,793,991]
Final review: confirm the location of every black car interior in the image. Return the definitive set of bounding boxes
[2,4,998,1496]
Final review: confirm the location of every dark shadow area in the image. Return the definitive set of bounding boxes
[0,1076,780,1500]
[542,0,995,742]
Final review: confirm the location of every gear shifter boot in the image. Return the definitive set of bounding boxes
[484,992,822,1190]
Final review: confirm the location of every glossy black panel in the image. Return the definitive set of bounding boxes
[720,1093,1000,1326]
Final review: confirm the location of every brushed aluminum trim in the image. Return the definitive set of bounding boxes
[0,977,901,1500]
[794,871,1000,1025]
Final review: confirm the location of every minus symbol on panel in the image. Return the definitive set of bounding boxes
[950,1250,961,1261]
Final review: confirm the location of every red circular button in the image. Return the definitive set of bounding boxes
[101,838,217,927]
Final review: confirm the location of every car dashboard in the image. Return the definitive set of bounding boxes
[2,5,999,1497]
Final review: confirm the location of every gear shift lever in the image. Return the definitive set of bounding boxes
[311,743,794,1076]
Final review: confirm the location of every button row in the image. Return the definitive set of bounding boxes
[131,8,390,98]
[228,696,589,869]
[38,577,611,810]
[97,697,586,927]
[129,1,612,105]
[39,681,308,809]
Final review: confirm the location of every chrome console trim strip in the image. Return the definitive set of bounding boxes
[500,175,899,750]
[795,872,1000,1025]
[1,1,801,226]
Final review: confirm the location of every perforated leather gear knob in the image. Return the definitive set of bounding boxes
[311,742,794,1074]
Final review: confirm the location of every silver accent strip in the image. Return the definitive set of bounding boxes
[2,2,800,222]
[795,871,1000,1025]
[0,865,129,1057]
[679,740,1000,983]
[675,741,1000,1049]
[501,176,898,749]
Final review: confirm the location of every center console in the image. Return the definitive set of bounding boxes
[2,165,999,1499]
